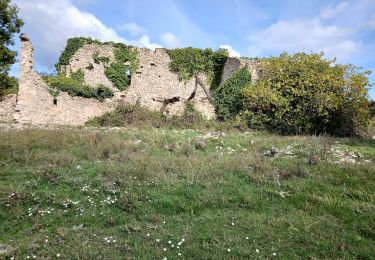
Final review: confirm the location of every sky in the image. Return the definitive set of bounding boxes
[9,0,375,99]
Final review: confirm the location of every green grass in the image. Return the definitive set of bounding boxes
[0,127,374,259]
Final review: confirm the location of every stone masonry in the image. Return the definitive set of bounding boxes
[14,34,115,125]
[64,42,217,119]
[0,34,260,126]
[221,57,260,85]
[0,94,17,123]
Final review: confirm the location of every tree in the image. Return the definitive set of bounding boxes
[242,52,371,136]
[0,0,23,97]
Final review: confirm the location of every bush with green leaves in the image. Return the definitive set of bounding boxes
[167,47,228,88]
[86,102,242,130]
[0,76,18,98]
[213,68,251,120]
[43,70,113,102]
[242,52,371,136]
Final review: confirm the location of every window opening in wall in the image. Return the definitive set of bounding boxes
[53,98,57,105]
[125,65,131,76]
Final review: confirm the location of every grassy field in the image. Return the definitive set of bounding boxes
[0,127,374,259]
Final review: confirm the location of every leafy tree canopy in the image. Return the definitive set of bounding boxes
[242,52,372,136]
[0,0,24,97]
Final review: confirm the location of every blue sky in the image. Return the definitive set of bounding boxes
[11,0,375,99]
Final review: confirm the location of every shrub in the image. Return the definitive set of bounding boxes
[86,104,166,127]
[86,102,251,132]
[242,52,371,136]
[213,68,251,120]
[0,75,18,98]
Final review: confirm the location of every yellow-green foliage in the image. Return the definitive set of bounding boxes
[242,52,371,136]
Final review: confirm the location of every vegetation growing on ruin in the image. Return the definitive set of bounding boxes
[167,47,228,88]
[55,37,138,91]
[104,43,138,91]
[43,69,114,101]
[1,127,374,258]
[92,51,110,64]
[213,68,252,120]
[55,37,104,72]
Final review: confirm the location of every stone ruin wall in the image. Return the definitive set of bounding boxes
[13,34,115,125]
[0,94,17,123]
[0,34,261,126]
[62,44,117,92]
[65,43,216,118]
[221,57,260,85]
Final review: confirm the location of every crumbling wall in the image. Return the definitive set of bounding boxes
[67,44,216,119]
[124,48,215,118]
[221,57,260,85]
[0,94,17,123]
[63,44,117,91]
[14,34,115,126]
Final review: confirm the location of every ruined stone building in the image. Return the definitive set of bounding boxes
[0,34,259,125]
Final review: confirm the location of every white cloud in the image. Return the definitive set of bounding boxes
[319,1,349,20]
[219,44,241,57]
[161,32,181,48]
[138,35,162,50]
[14,0,164,68]
[248,2,359,61]
[118,22,146,37]
[14,0,126,67]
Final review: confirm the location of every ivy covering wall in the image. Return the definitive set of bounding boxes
[55,37,138,91]
[213,68,252,120]
[43,69,114,101]
[104,44,138,91]
[167,47,228,90]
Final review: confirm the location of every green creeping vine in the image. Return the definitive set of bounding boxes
[213,68,252,120]
[104,43,138,91]
[166,47,228,90]
[56,37,138,91]
[43,69,114,102]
